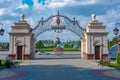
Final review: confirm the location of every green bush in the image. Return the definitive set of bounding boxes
[0,59,6,65]
[116,52,120,64]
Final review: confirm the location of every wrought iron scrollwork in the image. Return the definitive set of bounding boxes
[32,12,85,38]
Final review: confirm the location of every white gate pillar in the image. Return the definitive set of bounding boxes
[9,14,35,60]
[81,14,108,60]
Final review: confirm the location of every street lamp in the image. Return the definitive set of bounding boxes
[0,23,4,36]
[113,27,119,36]
[0,28,5,36]
[113,21,120,54]
[113,22,120,45]
[113,20,120,36]
[0,23,5,50]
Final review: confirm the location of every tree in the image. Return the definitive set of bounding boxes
[36,40,44,49]
[116,52,120,64]
[69,43,74,48]
[108,36,118,49]
[64,43,69,48]
[77,41,81,48]
[112,37,118,44]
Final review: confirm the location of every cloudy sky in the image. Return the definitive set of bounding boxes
[0,0,120,42]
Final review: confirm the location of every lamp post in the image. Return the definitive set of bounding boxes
[0,23,4,36]
[0,23,5,50]
[113,27,119,36]
[0,28,4,36]
[113,21,120,54]
[113,22,120,42]
[113,27,119,44]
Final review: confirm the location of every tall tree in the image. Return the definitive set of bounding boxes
[36,40,44,49]
[77,40,81,48]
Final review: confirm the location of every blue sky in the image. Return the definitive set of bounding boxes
[0,0,120,42]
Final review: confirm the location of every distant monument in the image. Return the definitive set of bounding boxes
[54,36,63,55]
[56,36,60,44]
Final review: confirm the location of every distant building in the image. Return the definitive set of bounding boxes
[39,40,55,47]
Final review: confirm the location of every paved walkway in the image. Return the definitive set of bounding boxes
[0,59,120,80]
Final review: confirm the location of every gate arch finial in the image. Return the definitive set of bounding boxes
[91,14,96,21]
[20,14,25,21]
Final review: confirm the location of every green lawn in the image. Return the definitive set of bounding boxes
[40,48,80,51]
[105,63,120,70]
[105,60,120,70]
[63,48,80,51]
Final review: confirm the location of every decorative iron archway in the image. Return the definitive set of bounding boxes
[32,11,85,38]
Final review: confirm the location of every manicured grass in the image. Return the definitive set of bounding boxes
[105,60,120,70]
[63,48,80,51]
[40,48,80,51]
[105,63,120,70]
[41,48,54,51]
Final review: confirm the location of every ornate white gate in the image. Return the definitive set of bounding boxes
[32,11,85,38]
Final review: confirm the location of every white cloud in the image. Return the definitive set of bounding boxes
[95,8,120,40]
[79,0,97,5]
[48,0,97,9]
[17,3,29,10]
[107,9,120,19]
[48,1,67,9]
[26,17,35,28]
[0,8,6,16]
[10,12,18,17]
[33,0,45,10]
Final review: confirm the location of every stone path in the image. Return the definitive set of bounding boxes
[0,59,120,80]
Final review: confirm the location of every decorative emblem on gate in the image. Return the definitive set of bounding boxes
[56,17,60,25]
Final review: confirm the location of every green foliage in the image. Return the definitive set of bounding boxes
[36,40,44,49]
[77,41,81,48]
[116,52,120,64]
[36,40,81,50]
[113,37,118,44]
[108,37,118,49]
[0,59,6,70]
[1,59,6,64]
[64,42,74,48]
[64,44,69,48]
